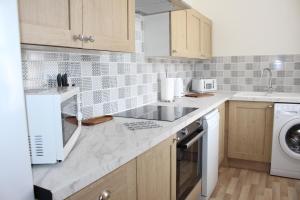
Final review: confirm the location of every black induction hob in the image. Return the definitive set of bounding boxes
[114,105,198,122]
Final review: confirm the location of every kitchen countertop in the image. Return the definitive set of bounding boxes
[31,91,300,199]
[32,92,233,200]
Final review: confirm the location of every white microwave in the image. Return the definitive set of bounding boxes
[25,87,82,164]
[192,79,217,93]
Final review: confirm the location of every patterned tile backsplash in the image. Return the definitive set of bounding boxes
[21,14,300,119]
[194,55,300,92]
[21,15,195,119]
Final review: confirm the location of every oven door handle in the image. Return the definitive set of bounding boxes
[180,130,205,149]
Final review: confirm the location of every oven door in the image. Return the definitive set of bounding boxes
[176,129,205,200]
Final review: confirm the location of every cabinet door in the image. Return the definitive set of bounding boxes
[82,0,135,52]
[66,159,136,200]
[187,9,202,58]
[218,103,226,166]
[18,0,83,48]
[137,135,176,200]
[201,17,212,58]
[171,10,188,57]
[228,101,273,162]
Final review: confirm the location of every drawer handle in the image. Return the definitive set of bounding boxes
[99,190,111,200]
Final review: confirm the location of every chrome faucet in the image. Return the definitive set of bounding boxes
[261,68,273,93]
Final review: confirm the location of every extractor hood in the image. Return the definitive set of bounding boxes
[136,0,191,15]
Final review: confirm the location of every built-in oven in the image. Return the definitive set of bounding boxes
[176,118,206,200]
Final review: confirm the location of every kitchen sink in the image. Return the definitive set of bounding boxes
[233,92,300,99]
[233,92,270,97]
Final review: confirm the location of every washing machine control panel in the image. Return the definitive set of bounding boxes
[275,104,300,116]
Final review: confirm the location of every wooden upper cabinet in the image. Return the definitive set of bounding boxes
[18,0,135,52]
[201,16,212,58]
[228,101,274,163]
[144,9,212,59]
[171,10,188,57]
[171,9,212,59]
[66,159,137,200]
[82,0,135,52]
[187,9,202,58]
[137,135,176,200]
[18,0,83,48]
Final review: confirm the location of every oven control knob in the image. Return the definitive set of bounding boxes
[180,128,189,135]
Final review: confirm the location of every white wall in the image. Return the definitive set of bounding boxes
[185,0,300,56]
[0,0,34,199]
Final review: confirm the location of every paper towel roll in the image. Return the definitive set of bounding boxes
[160,78,175,102]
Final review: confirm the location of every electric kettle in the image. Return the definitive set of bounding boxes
[174,78,184,97]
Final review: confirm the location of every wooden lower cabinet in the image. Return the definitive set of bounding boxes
[218,103,226,166]
[65,135,176,200]
[228,101,274,163]
[65,159,137,200]
[137,135,176,200]
[64,100,276,199]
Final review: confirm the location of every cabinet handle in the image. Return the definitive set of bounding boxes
[73,34,84,41]
[99,190,111,200]
[172,50,177,53]
[173,137,180,143]
[268,105,273,108]
[83,35,95,43]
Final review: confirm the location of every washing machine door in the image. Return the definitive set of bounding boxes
[279,118,300,160]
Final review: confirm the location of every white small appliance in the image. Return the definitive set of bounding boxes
[192,79,217,93]
[271,103,300,179]
[174,78,184,97]
[160,78,175,102]
[202,109,219,199]
[25,87,82,164]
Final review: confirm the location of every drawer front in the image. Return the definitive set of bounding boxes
[66,159,136,200]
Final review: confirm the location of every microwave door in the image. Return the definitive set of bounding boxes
[61,95,79,147]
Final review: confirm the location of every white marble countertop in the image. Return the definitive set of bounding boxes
[32,92,232,200]
[31,91,300,199]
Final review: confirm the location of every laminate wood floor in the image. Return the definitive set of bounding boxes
[210,167,300,200]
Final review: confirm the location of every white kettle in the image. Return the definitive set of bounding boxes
[174,78,184,97]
